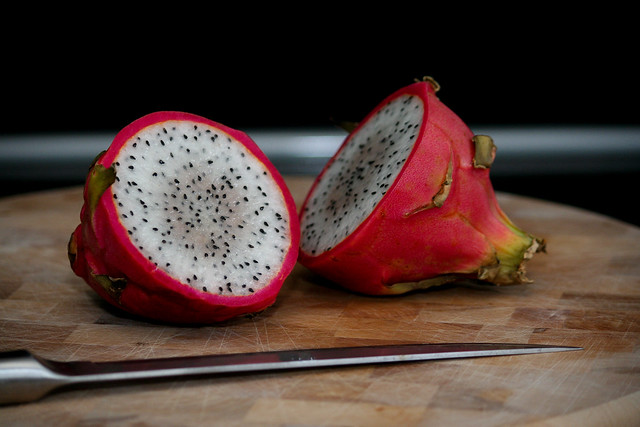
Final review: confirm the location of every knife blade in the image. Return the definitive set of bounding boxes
[0,342,581,405]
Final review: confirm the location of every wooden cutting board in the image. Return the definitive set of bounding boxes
[1,176,639,426]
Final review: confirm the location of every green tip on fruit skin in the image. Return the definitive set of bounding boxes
[478,235,546,286]
[86,162,116,216]
[67,231,77,267]
[403,159,454,217]
[91,273,128,301]
[69,150,128,303]
[472,135,497,169]
[68,152,115,270]
[415,76,441,93]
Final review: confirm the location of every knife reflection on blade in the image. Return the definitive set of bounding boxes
[0,342,581,405]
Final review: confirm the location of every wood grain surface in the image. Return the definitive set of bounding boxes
[1,176,639,426]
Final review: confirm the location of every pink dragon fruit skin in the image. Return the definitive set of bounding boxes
[298,78,545,295]
[69,111,300,323]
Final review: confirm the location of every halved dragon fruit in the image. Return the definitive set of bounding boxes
[68,111,299,323]
[298,77,545,295]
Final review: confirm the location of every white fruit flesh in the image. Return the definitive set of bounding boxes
[111,121,292,296]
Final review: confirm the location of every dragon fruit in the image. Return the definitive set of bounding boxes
[298,77,545,295]
[68,111,299,323]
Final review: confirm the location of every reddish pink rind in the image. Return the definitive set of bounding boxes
[298,81,542,295]
[70,111,299,323]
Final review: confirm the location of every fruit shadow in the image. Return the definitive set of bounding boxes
[294,264,508,300]
[89,292,260,329]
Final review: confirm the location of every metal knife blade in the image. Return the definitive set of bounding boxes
[0,342,581,405]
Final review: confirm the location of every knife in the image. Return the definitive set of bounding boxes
[0,342,580,405]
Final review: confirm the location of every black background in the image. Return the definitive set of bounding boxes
[3,38,637,134]
[2,9,638,224]
[3,9,637,134]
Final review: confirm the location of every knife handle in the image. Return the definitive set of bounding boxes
[0,350,69,405]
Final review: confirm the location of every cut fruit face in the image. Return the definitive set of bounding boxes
[300,94,424,255]
[110,120,293,296]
